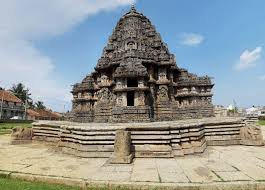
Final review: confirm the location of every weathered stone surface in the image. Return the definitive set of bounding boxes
[240,124,264,146]
[31,117,264,158]
[110,130,133,164]
[2,133,265,188]
[11,127,32,144]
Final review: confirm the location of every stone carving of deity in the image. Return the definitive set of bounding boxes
[206,97,212,104]
[116,81,122,89]
[97,88,112,103]
[158,68,169,83]
[159,72,166,80]
[117,96,123,106]
[191,87,197,93]
[101,75,109,85]
[126,41,137,50]
[157,86,169,102]
[182,88,189,94]
[201,97,207,105]
[138,80,144,87]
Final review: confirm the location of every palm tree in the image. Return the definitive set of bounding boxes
[35,101,46,110]
[28,100,35,109]
[10,83,32,104]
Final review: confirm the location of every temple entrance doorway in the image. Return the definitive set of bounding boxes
[127,91,134,106]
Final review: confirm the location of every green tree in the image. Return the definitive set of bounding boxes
[10,83,32,104]
[28,100,35,109]
[35,101,46,110]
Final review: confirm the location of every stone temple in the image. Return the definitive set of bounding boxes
[71,6,214,123]
[10,6,264,165]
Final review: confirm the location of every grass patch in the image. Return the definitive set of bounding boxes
[0,123,32,135]
[0,177,82,190]
[0,176,132,190]
[258,120,265,126]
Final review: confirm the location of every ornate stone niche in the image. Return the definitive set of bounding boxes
[97,88,113,103]
[125,40,137,50]
[157,85,169,102]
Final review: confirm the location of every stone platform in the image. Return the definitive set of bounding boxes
[31,117,263,159]
[1,133,265,189]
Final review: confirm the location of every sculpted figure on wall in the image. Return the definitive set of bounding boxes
[157,86,169,102]
[97,88,112,103]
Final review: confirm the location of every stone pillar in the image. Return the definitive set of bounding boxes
[110,130,133,164]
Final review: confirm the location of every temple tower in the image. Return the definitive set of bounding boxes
[71,6,214,123]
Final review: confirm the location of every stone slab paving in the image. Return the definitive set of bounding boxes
[1,134,265,189]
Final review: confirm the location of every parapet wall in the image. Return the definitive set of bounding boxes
[32,117,264,158]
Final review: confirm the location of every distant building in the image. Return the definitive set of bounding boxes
[245,106,265,117]
[0,90,24,119]
[27,109,40,120]
[27,109,60,121]
[246,106,259,116]
[260,107,265,116]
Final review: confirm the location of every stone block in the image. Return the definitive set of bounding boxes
[193,142,206,153]
[207,139,240,146]
[110,130,133,164]
[11,127,32,144]
[240,124,264,146]
[183,148,194,155]
[181,142,192,149]
[134,151,173,158]
[172,149,184,157]
[172,144,182,150]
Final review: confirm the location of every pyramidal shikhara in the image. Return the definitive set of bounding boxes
[71,6,214,123]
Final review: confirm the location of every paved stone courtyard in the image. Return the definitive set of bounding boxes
[1,130,265,189]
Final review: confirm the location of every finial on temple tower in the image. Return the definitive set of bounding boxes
[130,3,136,12]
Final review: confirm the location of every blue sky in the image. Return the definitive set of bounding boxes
[0,0,264,111]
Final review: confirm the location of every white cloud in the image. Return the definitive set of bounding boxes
[235,47,262,70]
[259,75,265,81]
[181,33,204,46]
[0,0,135,111]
